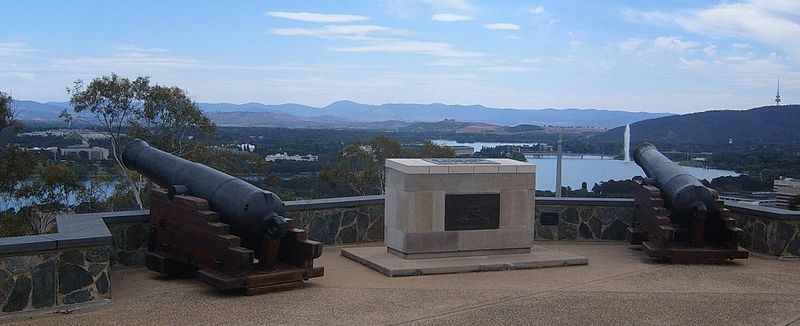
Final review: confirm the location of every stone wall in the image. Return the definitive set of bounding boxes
[285,196,384,245]
[534,198,636,241]
[103,211,150,267]
[0,212,113,315]
[727,202,800,258]
[0,247,111,312]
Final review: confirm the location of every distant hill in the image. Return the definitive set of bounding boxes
[594,105,800,149]
[199,100,671,128]
[13,99,672,129]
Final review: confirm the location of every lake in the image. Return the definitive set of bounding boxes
[432,140,739,191]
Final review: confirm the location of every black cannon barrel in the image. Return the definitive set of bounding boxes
[634,142,716,225]
[122,139,287,249]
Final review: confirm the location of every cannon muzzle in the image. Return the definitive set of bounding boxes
[633,142,717,226]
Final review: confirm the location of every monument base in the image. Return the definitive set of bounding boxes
[342,246,588,277]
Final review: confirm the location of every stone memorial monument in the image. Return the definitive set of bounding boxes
[343,158,587,276]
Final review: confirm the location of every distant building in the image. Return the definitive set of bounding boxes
[238,144,255,152]
[265,152,318,162]
[446,145,474,156]
[773,177,800,210]
[719,192,777,207]
[60,145,109,161]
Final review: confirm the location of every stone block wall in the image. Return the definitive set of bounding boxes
[727,202,800,257]
[107,221,149,267]
[287,204,384,245]
[534,198,636,241]
[0,246,111,313]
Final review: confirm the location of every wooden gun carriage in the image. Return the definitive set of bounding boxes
[122,139,323,294]
[627,143,748,263]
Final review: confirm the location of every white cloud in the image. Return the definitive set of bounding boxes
[530,6,545,14]
[623,1,800,59]
[617,38,646,52]
[480,65,540,72]
[415,0,474,11]
[271,25,392,40]
[432,13,473,22]
[484,23,520,30]
[731,43,750,49]
[265,11,369,23]
[568,40,583,49]
[650,36,698,52]
[703,44,717,56]
[0,42,38,57]
[331,40,485,58]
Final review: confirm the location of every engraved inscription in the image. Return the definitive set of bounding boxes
[445,194,500,230]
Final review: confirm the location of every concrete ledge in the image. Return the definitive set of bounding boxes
[285,195,384,211]
[536,197,635,207]
[0,213,113,254]
[726,201,800,220]
[342,245,588,277]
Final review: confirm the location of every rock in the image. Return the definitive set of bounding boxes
[0,270,15,305]
[31,260,55,308]
[3,276,31,312]
[753,222,766,242]
[365,215,384,241]
[96,272,109,295]
[63,289,92,305]
[116,251,146,266]
[85,247,112,263]
[598,207,618,225]
[123,224,148,251]
[4,255,37,274]
[537,226,553,240]
[579,222,594,239]
[57,263,93,294]
[768,223,797,255]
[336,223,357,244]
[558,223,577,240]
[112,226,125,249]
[601,220,628,240]
[309,212,338,245]
[589,217,603,238]
[787,238,800,256]
[356,210,370,241]
[60,250,85,266]
[89,263,108,276]
[579,208,592,222]
[562,208,579,224]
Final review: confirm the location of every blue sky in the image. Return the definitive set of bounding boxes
[0,0,797,113]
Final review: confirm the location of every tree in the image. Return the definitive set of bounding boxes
[69,74,215,209]
[14,164,81,234]
[0,92,35,195]
[130,84,215,157]
[321,136,454,195]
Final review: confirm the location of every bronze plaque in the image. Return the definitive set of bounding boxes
[445,194,500,230]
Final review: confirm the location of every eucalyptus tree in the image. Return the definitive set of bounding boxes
[69,74,215,209]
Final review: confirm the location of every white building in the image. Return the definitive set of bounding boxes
[265,152,319,162]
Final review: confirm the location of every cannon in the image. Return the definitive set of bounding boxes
[627,142,747,263]
[122,139,323,294]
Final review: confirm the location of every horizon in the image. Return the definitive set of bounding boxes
[1,1,798,113]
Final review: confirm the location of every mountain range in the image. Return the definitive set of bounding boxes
[595,105,800,148]
[11,100,672,129]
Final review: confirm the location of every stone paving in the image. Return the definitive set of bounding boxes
[5,242,800,325]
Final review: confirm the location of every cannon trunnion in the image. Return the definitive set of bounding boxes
[627,143,748,263]
[122,139,323,294]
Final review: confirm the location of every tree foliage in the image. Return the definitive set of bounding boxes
[321,136,454,195]
[0,92,35,195]
[68,73,215,209]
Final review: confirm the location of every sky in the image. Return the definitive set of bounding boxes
[0,0,798,113]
